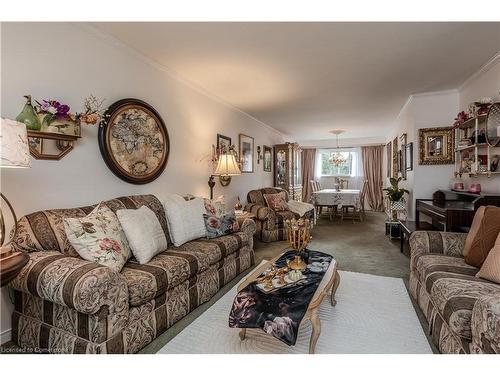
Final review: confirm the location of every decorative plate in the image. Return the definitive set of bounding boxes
[98,98,169,184]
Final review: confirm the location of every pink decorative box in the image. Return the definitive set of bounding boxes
[469,183,481,194]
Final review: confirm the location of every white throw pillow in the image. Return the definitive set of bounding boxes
[63,203,131,272]
[116,206,168,264]
[163,194,206,247]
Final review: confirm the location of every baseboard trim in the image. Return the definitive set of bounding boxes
[0,328,12,345]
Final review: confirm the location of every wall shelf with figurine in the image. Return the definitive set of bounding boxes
[453,100,500,180]
[15,94,105,161]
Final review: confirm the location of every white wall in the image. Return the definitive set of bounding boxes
[0,22,284,344]
[386,90,459,219]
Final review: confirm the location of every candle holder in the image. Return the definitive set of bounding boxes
[285,218,312,271]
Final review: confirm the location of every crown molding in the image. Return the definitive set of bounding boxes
[72,23,285,139]
[458,50,500,92]
[394,51,500,125]
[394,88,459,125]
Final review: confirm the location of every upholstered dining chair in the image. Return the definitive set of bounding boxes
[310,179,331,217]
[339,178,349,189]
[340,180,368,223]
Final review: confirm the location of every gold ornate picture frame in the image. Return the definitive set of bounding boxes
[392,137,398,178]
[418,126,454,165]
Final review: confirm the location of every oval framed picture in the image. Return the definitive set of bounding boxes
[98,98,169,184]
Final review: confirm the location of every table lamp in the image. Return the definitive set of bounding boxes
[208,152,241,200]
[0,118,31,286]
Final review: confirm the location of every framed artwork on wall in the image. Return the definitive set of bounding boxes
[239,134,254,173]
[98,98,169,184]
[217,133,231,153]
[263,145,272,172]
[418,126,454,165]
[405,142,413,171]
[399,133,407,180]
[386,141,391,178]
[392,137,398,178]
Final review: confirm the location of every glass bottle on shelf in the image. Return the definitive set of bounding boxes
[16,95,41,131]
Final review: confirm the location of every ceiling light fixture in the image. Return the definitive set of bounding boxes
[329,129,346,167]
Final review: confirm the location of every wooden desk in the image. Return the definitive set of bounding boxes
[416,190,500,232]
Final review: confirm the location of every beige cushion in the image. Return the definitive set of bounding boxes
[116,206,168,264]
[464,206,500,268]
[477,233,500,284]
[263,191,288,212]
[63,203,131,272]
[163,194,206,247]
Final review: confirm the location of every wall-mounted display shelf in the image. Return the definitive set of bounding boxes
[454,114,499,178]
[27,131,80,160]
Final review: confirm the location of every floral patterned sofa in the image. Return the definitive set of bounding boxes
[244,188,314,243]
[409,231,500,354]
[8,194,256,354]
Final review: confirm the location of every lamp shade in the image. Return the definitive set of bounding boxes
[214,153,241,176]
[1,118,31,168]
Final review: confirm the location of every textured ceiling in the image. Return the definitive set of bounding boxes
[93,22,500,141]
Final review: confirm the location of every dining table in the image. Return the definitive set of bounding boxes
[312,189,361,209]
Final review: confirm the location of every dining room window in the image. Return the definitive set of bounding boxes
[316,149,358,177]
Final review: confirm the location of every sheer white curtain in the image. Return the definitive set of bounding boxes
[315,147,364,189]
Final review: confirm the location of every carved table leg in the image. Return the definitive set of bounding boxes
[331,271,340,306]
[239,328,247,341]
[309,310,321,354]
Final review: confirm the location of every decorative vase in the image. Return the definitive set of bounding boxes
[16,95,41,131]
[390,199,406,221]
[234,196,242,211]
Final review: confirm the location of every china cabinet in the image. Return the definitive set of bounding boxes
[274,142,302,201]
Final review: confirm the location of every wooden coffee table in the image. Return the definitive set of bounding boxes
[237,252,340,354]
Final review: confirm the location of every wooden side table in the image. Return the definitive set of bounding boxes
[0,246,29,287]
[398,220,436,254]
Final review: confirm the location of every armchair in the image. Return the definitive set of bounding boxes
[244,188,314,242]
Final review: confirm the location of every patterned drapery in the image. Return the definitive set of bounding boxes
[301,148,316,203]
[361,145,385,211]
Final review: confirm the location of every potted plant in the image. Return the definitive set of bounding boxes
[383,177,409,220]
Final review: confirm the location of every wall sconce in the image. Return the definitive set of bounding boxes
[257,146,261,164]
[208,152,241,199]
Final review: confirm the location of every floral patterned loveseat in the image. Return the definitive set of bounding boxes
[244,188,314,243]
[409,231,500,354]
[8,194,256,354]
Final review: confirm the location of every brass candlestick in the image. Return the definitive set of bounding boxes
[284,218,312,271]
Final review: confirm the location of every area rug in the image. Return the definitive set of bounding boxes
[158,269,432,354]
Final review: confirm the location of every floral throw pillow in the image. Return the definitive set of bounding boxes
[63,203,131,272]
[203,196,226,218]
[203,212,239,239]
[263,191,288,212]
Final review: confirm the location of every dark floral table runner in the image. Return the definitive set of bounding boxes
[228,250,333,346]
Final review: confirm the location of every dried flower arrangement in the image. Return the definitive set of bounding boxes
[78,95,106,125]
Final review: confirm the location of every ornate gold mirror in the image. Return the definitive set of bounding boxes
[418,126,454,165]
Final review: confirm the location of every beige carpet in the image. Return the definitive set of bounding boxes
[158,268,432,354]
